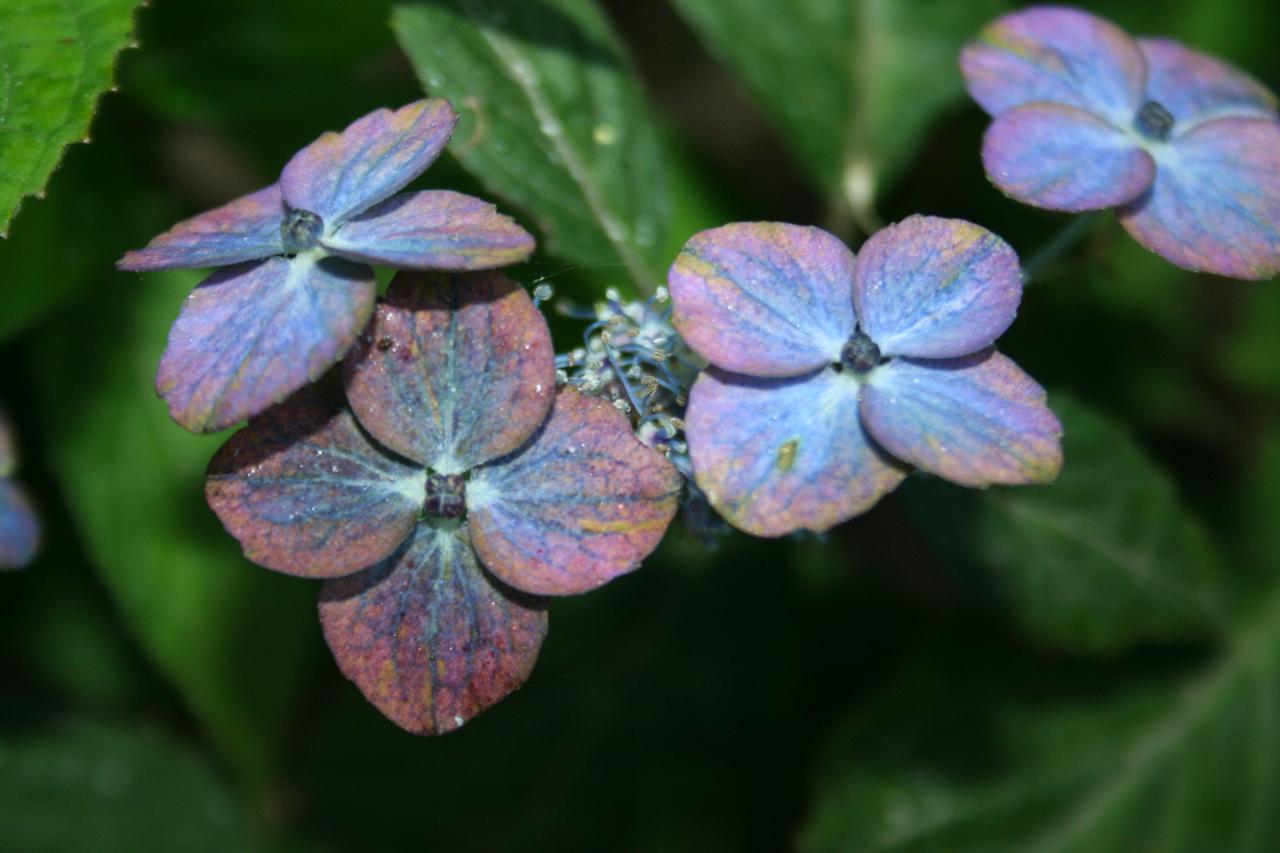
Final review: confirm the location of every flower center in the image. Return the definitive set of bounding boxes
[1134,100,1175,142]
[839,329,882,375]
[424,472,466,520]
[282,208,324,252]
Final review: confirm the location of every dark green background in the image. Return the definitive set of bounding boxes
[2,1,1279,850]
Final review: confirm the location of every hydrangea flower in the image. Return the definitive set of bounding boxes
[961,6,1280,280]
[205,270,681,734]
[668,217,1063,537]
[0,409,39,569]
[118,100,537,433]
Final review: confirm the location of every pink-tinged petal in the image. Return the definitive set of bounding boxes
[205,380,425,579]
[319,525,548,736]
[344,271,555,473]
[1120,117,1280,280]
[467,389,681,597]
[860,351,1063,487]
[0,479,39,569]
[982,104,1155,212]
[157,255,376,434]
[322,190,535,271]
[685,368,907,537]
[280,100,458,225]
[854,216,1024,359]
[669,222,856,377]
[960,7,1145,121]
[1139,38,1278,130]
[118,185,285,272]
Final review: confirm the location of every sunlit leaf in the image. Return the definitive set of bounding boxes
[393,0,669,293]
[0,0,140,235]
[671,0,1008,216]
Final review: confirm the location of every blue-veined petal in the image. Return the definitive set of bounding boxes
[982,104,1155,212]
[343,271,555,473]
[685,367,907,537]
[280,100,458,226]
[467,389,681,596]
[322,190,535,271]
[859,350,1062,487]
[0,479,39,569]
[1120,117,1280,280]
[854,216,1024,359]
[961,7,1146,123]
[206,379,425,579]
[1139,38,1278,130]
[117,185,285,271]
[669,223,855,377]
[156,254,376,433]
[319,525,547,735]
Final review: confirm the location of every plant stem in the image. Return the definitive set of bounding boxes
[1022,212,1105,284]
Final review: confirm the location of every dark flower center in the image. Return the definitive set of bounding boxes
[1134,100,1175,142]
[282,208,324,252]
[840,329,882,375]
[424,472,466,520]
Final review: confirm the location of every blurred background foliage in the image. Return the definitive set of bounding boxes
[1,0,1279,850]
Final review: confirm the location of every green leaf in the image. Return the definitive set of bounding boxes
[0,0,140,235]
[906,397,1227,654]
[392,0,669,293]
[670,0,1006,221]
[0,712,261,853]
[802,593,1280,853]
[30,270,317,788]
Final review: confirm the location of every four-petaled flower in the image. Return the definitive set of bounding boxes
[962,5,1280,280]
[205,271,681,734]
[668,217,1063,537]
[118,100,537,433]
[0,409,39,569]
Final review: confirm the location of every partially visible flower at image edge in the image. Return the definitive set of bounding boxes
[962,5,1280,280]
[668,216,1062,538]
[0,408,40,569]
[117,99,537,433]
[204,270,681,734]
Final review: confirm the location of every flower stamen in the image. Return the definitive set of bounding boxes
[1134,100,1175,142]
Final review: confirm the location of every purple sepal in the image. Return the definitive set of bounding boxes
[319,525,548,736]
[343,270,555,474]
[117,185,286,272]
[1120,117,1280,280]
[982,104,1155,212]
[467,389,682,596]
[0,479,39,569]
[156,255,377,433]
[1139,38,1278,130]
[860,351,1063,487]
[854,216,1024,359]
[281,100,459,226]
[322,190,535,271]
[669,223,855,376]
[685,368,907,537]
[206,380,425,579]
[960,6,1146,122]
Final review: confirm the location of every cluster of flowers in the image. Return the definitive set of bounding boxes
[0,409,39,570]
[113,5,1277,732]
